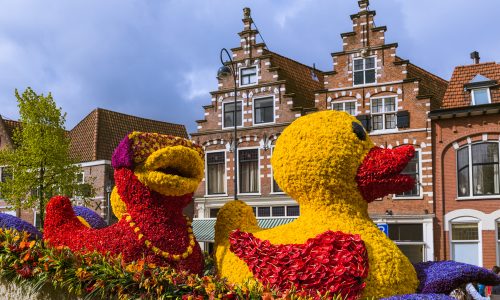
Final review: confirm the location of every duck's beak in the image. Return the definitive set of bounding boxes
[355,145,415,203]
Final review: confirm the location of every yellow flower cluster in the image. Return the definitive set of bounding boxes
[110,186,126,219]
[134,145,204,196]
[77,216,91,228]
[214,111,418,298]
[123,213,196,261]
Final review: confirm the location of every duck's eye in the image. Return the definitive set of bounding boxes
[352,122,366,141]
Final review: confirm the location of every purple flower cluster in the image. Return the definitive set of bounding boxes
[73,206,108,229]
[112,135,134,169]
[382,293,455,300]
[414,261,500,294]
[0,213,42,240]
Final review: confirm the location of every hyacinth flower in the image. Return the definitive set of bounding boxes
[73,206,107,229]
[0,212,42,240]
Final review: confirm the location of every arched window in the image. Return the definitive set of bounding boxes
[450,217,480,266]
[457,142,500,197]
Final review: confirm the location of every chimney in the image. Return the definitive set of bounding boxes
[358,0,369,11]
[470,51,480,64]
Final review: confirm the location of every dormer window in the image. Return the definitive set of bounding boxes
[353,57,376,86]
[471,88,491,105]
[240,67,257,86]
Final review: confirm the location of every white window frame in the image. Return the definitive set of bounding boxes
[471,88,491,105]
[222,100,244,129]
[239,66,258,87]
[204,150,227,197]
[394,149,423,199]
[331,100,358,116]
[252,95,276,126]
[76,172,85,184]
[456,141,500,200]
[353,56,377,86]
[237,147,261,195]
[449,218,482,266]
[270,146,285,194]
[370,96,398,132]
[251,205,300,218]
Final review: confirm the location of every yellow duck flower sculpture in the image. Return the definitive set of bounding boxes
[214,110,419,299]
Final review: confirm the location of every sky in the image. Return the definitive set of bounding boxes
[0,0,498,134]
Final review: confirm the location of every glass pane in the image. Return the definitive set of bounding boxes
[345,102,356,115]
[209,208,220,218]
[397,244,424,264]
[396,154,419,196]
[272,178,283,193]
[452,242,479,265]
[240,67,257,85]
[239,149,259,193]
[372,115,383,130]
[354,71,364,85]
[472,164,500,195]
[473,89,490,105]
[224,102,242,127]
[388,224,423,241]
[458,168,470,197]
[207,163,225,194]
[207,152,225,165]
[498,222,500,240]
[354,59,364,71]
[258,207,270,217]
[241,67,256,75]
[272,206,285,217]
[472,143,499,164]
[385,113,397,129]
[371,99,383,113]
[332,103,343,111]
[365,57,375,69]
[365,70,376,84]
[451,223,478,240]
[457,147,469,170]
[287,206,300,216]
[384,98,396,112]
[254,98,274,124]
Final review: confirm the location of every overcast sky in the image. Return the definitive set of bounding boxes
[0,0,498,133]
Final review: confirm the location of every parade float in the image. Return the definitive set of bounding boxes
[0,117,498,299]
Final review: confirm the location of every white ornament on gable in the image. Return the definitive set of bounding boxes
[242,93,248,99]
[356,93,361,99]
[248,92,254,98]
[253,59,259,65]
[218,96,224,102]
[274,88,279,94]
[327,97,332,103]
[245,59,250,66]
[397,88,402,94]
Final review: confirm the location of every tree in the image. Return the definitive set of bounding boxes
[0,88,94,228]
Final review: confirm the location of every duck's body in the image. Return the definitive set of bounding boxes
[215,111,419,298]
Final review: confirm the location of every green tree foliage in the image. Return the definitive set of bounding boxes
[0,88,95,227]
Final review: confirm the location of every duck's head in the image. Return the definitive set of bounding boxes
[271,111,414,210]
[110,132,204,216]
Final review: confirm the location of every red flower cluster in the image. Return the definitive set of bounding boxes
[43,167,203,275]
[356,145,415,203]
[229,230,369,299]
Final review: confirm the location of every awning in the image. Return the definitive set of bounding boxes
[192,217,297,242]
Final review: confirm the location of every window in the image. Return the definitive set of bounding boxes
[76,172,85,184]
[209,208,220,218]
[251,205,300,217]
[0,167,12,183]
[371,97,397,130]
[451,222,479,265]
[497,222,500,265]
[388,224,424,263]
[471,88,491,105]
[239,149,259,193]
[353,57,376,85]
[395,150,420,198]
[258,207,270,217]
[272,206,285,217]
[287,206,300,216]
[332,101,357,116]
[223,101,243,128]
[457,142,499,197]
[240,67,257,86]
[254,97,274,124]
[206,152,225,195]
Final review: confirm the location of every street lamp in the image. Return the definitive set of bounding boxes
[218,48,238,201]
[105,182,113,225]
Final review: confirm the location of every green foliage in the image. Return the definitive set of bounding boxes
[0,229,360,300]
[0,88,95,226]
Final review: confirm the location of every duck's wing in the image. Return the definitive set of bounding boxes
[414,261,500,294]
[229,229,369,300]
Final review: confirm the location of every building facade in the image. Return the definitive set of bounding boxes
[192,0,449,262]
[430,58,500,268]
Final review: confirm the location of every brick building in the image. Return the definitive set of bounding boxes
[190,8,324,250]
[192,1,449,261]
[430,56,500,268]
[313,0,448,262]
[0,108,188,225]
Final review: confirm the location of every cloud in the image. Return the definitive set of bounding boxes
[179,68,217,102]
[274,0,313,28]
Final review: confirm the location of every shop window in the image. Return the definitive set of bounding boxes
[287,206,300,217]
[451,222,480,265]
[209,208,220,218]
[240,67,257,86]
[223,101,243,128]
[388,223,425,263]
[395,150,420,198]
[272,206,285,217]
[332,101,357,116]
[206,152,225,195]
[353,57,376,85]
[254,97,274,124]
[258,207,270,217]
[457,142,500,197]
[371,97,396,130]
[239,149,259,193]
